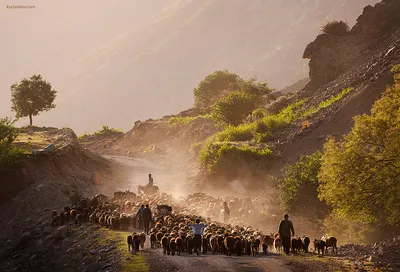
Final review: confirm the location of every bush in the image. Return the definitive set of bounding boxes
[194,70,272,109]
[200,142,272,177]
[94,125,123,135]
[321,20,350,36]
[0,118,24,170]
[319,70,400,227]
[265,95,290,115]
[194,70,242,108]
[167,115,210,127]
[251,108,268,120]
[279,151,330,221]
[211,92,260,126]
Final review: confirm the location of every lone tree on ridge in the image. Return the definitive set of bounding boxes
[10,74,57,126]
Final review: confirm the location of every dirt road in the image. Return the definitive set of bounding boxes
[144,248,293,272]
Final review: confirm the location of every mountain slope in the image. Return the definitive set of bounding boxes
[22,0,379,133]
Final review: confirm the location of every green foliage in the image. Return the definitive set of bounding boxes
[167,115,210,127]
[392,64,400,83]
[200,141,272,177]
[321,20,350,36]
[279,151,330,221]
[0,118,24,170]
[193,70,272,109]
[322,212,385,244]
[211,91,260,126]
[319,77,400,226]
[211,88,354,143]
[251,108,268,120]
[94,125,124,135]
[214,99,307,143]
[194,70,242,108]
[301,87,354,117]
[10,74,57,126]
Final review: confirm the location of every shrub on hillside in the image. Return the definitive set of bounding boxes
[319,68,400,227]
[0,118,24,170]
[265,95,289,115]
[94,125,123,136]
[194,70,242,108]
[194,70,272,109]
[321,20,350,36]
[251,108,268,120]
[279,151,330,221]
[211,92,260,126]
[200,142,272,178]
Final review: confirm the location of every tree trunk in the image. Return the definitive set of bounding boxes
[29,114,33,126]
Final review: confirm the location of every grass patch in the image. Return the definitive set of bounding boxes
[101,229,149,272]
[302,87,354,117]
[94,125,124,135]
[213,99,307,143]
[212,88,354,144]
[167,115,210,127]
[78,125,124,139]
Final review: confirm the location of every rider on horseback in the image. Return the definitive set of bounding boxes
[146,174,154,188]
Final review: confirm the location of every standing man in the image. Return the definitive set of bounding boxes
[223,201,230,224]
[278,214,295,255]
[188,218,208,256]
[136,204,145,230]
[142,204,152,235]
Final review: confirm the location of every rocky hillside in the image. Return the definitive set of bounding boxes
[80,0,400,189]
[0,128,128,257]
[30,0,379,133]
[269,0,400,173]
[79,110,217,173]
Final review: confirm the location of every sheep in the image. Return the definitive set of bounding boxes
[175,237,184,256]
[210,236,218,255]
[150,233,157,249]
[162,236,170,255]
[127,235,133,252]
[302,236,311,253]
[314,239,326,255]
[169,238,177,256]
[322,235,337,254]
[139,233,146,249]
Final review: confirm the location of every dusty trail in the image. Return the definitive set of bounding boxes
[145,249,292,272]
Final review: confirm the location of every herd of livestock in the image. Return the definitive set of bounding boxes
[50,190,338,258]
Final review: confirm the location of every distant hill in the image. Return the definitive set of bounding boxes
[1,0,380,133]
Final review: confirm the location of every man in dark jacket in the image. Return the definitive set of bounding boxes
[278,214,295,255]
[136,204,144,229]
[142,204,152,235]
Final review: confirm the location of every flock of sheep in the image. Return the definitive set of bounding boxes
[50,190,338,258]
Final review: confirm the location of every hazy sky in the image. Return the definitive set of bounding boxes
[1,0,380,133]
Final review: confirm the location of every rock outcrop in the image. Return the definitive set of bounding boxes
[303,0,400,86]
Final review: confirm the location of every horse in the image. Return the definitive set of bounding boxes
[138,185,160,195]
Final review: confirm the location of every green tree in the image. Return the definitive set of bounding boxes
[319,68,400,226]
[194,70,242,108]
[279,151,330,221]
[193,70,272,109]
[211,91,260,126]
[0,118,23,170]
[11,74,57,126]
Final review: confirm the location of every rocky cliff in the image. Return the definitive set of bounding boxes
[303,0,400,86]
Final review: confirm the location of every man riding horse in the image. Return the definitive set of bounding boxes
[146,174,154,188]
[138,174,159,195]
